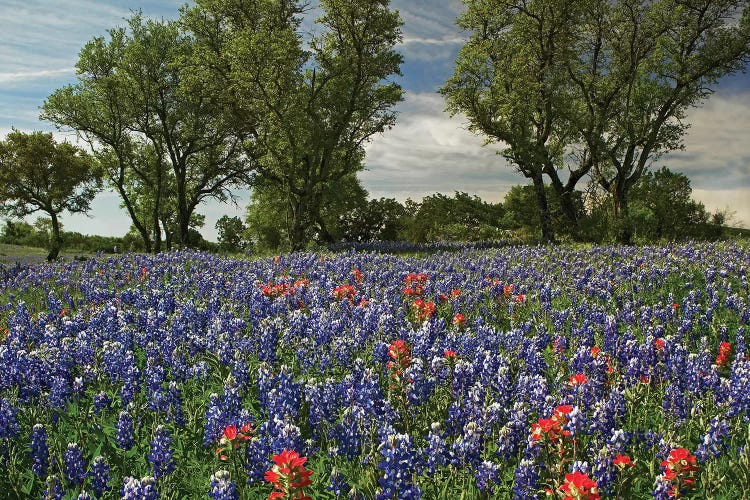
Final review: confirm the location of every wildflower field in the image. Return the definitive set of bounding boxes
[1,243,749,499]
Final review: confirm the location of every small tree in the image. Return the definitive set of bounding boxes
[0,131,101,260]
[215,215,247,253]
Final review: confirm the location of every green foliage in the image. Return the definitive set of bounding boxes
[184,0,404,250]
[443,0,750,244]
[401,192,507,243]
[42,14,248,252]
[215,216,247,253]
[0,131,101,260]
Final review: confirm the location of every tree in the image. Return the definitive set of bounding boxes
[567,0,750,243]
[338,197,407,242]
[184,0,404,251]
[0,131,100,260]
[628,167,709,240]
[441,0,581,243]
[43,14,251,251]
[215,215,247,253]
[245,174,368,251]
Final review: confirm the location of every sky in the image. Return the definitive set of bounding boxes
[1,0,749,241]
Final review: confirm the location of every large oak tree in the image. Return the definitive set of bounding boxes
[183,0,404,251]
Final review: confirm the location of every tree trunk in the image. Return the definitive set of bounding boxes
[47,212,62,261]
[545,167,581,236]
[161,217,173,251]
[612,183,633,245]
[288,195,307,252]
[531,172,555,244]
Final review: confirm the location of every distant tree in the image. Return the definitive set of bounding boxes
[502,185,583,241]
[184,0,404,251]
[338,197,407,242]
[43,14,250,251]
[629,167,709,241]
[215,215,246,253]
[567,0,750,244]
[0,131,101,260]
[403,192,506,243]
[245,174,367,251]
[441,1,580,243]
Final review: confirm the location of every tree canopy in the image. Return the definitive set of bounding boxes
[184,0,404,251]
[443,0,750,244]
[0,131,100,260]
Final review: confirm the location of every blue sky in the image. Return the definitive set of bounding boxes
[1,0,749,241]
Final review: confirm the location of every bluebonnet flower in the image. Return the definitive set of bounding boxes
[327,469,350,497]
[475,460,501,494]
[120,476,158,500]
[92,391,111,415]
[76,492,92,500]
[695,417,731,462]
[512,456,540,500]
[450,421,483,467]
[209,470,238,500]
[376,432,422,500]
[29,423,49,477]
[42,474,64,500]
[148,425,175,480]
[116,410,136,450]
[90,455,111,497]
[424,422,448,474]
[64,442,87,486]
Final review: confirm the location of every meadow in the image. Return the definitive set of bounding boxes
[0,242,749,499]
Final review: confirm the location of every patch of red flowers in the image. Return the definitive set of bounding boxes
[559,471,600,500]
[655,338,666,351]
[569,373,588,386]
[215,423,253,461]
[412,299,436,321]
[612,454,634,469]
[351,268,364,283]
[661,448,699,498]
[402,273,428,297]
[264,449,313,500]
[260,282,295,299]
[715,341,732,368]
[332,284,356,302]
[387,339,411,374]
[531,405,573,443]
[452,313,466,327]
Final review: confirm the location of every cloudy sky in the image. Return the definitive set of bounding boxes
[2,0,749,240]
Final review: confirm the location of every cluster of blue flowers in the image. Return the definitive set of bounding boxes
[0,243,748,498]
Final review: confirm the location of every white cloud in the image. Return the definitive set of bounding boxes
[0,68,76,84]
[363,91,517,203]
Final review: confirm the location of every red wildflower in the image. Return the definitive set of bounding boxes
[453,313,466,327]
[332,284,356,302]
[560,471,600,500]
[265,449,313,500]
[655,338,666,351]
[515,293,526,303]
[715,341,732,368]
[569,373,588,386]
[503,284,514,297]
[444,349,457,359]
[613,454,634,469]
[450,289,461,298]
[351,268,364,283]
[590,346,601,359]
[216,423,254,460]
[403,273,428,297]
[412,299,436,321]
[672,302,680,310]
[660,448,699,498]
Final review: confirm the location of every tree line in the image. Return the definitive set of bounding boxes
[0,0,748,259]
